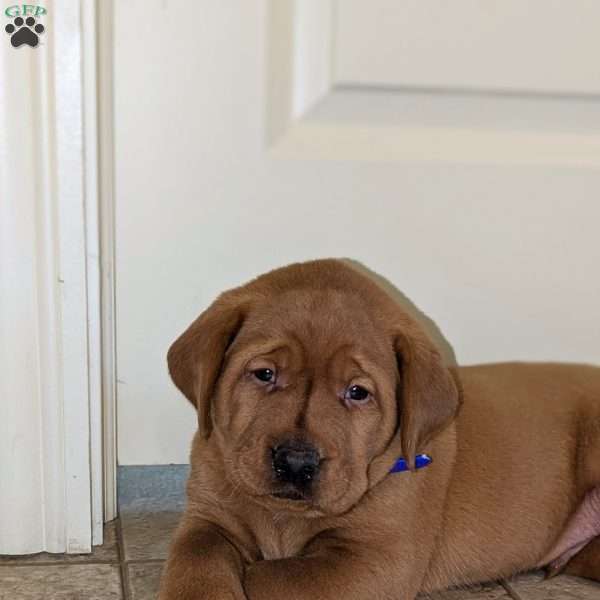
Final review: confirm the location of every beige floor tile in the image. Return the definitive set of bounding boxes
[127,562,164,600]
[0,563,122,599]
[0,521,119,565]
[508,572,600,599]
[419,580,511,599]
[120,510,181,561]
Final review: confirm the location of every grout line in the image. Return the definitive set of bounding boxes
[124,558,166,565]
[115,517,132,600]
[0,557,167,568]
[120,557,132,599]
[501,580,524,600]
[0,559,119,567]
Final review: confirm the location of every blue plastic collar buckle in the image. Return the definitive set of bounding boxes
[389,453,432,474]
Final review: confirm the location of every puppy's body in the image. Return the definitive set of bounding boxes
[160,260,600,599]
[427,362,600,590]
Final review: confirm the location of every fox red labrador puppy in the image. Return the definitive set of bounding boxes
[159,259,600,599]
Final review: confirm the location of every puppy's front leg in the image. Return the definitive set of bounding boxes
[158,518,248,600]
[244,537,422,600]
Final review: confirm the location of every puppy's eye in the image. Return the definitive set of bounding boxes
[253,368,275,383]
[345,385,370,403]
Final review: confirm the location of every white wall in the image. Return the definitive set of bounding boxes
[114,1,600,466]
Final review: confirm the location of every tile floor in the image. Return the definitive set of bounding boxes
[1,510,599,599]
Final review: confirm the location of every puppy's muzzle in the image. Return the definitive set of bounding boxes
[271,440,320,494]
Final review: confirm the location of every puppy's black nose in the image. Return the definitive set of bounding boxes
[272,441,320,486]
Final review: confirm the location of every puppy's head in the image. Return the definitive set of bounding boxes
[168,260,459,516]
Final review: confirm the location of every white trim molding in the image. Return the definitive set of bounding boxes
[97,0,118,525]
[0,0,108,553]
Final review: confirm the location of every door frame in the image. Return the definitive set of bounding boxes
[0,0,116,553]
[73,0,119,539]
[95,0,118,528]
[79,0,119,539]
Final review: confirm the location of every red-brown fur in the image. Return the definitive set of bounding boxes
[159,259,600,599]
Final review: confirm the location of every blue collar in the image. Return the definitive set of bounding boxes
[389,453,432,474]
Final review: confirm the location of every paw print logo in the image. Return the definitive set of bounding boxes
[5,16,45,48]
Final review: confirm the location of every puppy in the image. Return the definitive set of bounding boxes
[159,259,600,599]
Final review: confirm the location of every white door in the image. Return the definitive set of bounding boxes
[114,1,600,466]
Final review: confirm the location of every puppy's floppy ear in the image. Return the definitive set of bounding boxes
[394,325,460,467]
[167,294,246,438]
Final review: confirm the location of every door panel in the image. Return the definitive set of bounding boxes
[334,0,600,94]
